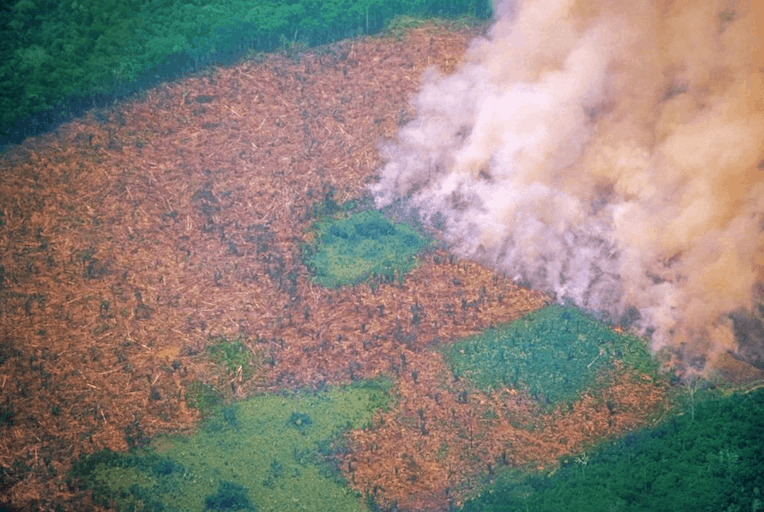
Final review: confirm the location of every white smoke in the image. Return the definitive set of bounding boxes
[371,0,764,370]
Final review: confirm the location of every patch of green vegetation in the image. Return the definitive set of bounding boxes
[305,208,429,288]
[206,480,255,511]
[68,449,185,511]
[440,305,659,407]
[68,379,392,512]
[459,388,764,512]
[203,404,242,434]
[382,14,433,40]
[379,9,491,42]
[286,412,313,433]
[207,335,260,380]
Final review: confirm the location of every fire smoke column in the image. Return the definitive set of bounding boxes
[370,0,764,372]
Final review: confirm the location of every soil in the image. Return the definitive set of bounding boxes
[1,20,739,511]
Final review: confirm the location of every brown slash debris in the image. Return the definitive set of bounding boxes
[0,20,671,511]
[342,357,669,510]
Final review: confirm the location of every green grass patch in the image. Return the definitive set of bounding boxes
[381,12,490,41]
[459,388,764,512]
[69,378,392,512]
[207,335,261,380]
[305,208,429,288]
[440,305,659,407]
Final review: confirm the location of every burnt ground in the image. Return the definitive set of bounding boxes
[3,19,756,511]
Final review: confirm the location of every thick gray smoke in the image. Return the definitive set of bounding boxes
[371,0,764,372]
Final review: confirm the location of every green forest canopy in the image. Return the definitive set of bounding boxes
[0,0,492,145]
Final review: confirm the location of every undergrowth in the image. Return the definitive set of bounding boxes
[304,205,429,288]
[440,305,660,407]
[206,335,261,380]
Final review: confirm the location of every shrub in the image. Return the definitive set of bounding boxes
[440,305,657,406]
[306,209,427,288]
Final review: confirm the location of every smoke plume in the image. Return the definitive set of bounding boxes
[371,0,764,372]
